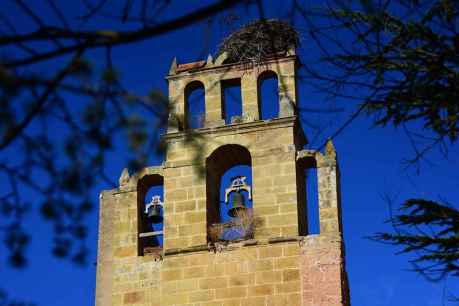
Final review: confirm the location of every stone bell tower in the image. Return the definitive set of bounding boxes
[95,39,350,306]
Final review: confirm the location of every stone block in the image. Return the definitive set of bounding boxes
[267,214,297,227]
[189,290,215,303]
[254,205,279,216]
[281,225,298,236]
[255,271,282,284]
[123,291,144,304]
[184,211,206,224]
[199,277,228,289]
[275,281,300,294]
[167,189,187,201]
[279,203,297,213]
[240,297,266,306]
[161,269,183,281]
[273,175,296,186]
[202,264,222,276]
[222,299,242,306]
[257,246,283,259]
[248,259,274,272]
[274,256,299,270]
[275,193,296,204]
[248,284,274,296]
[114,247,136,258]
[161,293,187,306]
[282,269,300,282]
[175,200,196,213]
[216,287,248,299]
[229,274,255,287]
[183,266,206,279]
[190,235,206,245]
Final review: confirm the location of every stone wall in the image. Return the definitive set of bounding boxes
[167,56,297,132]
[108,241,302,306]
[95,55,350,306]
[96,192,348,306]
[162,118,304,251]
[95,130,350,306]
[300,235,348,306]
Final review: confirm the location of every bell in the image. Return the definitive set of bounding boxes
[228,192,247,218]
[147,204,163,223]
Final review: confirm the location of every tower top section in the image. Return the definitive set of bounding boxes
[165,19,300,133]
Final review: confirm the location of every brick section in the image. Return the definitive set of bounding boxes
[109,242,302,306]
[278,60,296,118]
[163,118,301,250]
[166,56,297,130]
[204,78,223,125]
[300,235,349,306]
[241,72,259,121]
[163,163,207,250]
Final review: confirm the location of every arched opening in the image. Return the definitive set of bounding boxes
[296,157,319,235]
[206,145,253,242]
[137,174,164,256]
[221,78,243,124]
[258,70,279,120]
[185,80,205,129]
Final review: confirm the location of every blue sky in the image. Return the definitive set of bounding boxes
[1,1,458,306]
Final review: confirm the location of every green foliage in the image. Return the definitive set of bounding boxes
[69,57,93,78]
[101,68,119,84]
[308,0,458,145]
[305,0,459,283]
[373,199,459,280]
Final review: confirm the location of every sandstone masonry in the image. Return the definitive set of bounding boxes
[95,50,350,306]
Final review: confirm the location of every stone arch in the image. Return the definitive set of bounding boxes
[205,144,252,237]
[137,174,164,255]
[184,80,205,129]
[257,70,279,120]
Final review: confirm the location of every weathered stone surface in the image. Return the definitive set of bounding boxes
[95,53,350,306]
[300,236,349,306]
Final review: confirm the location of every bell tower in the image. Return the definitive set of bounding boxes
[95,34,350,306]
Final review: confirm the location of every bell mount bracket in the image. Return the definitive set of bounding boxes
[144,195,163,214]
[224,176,252,203]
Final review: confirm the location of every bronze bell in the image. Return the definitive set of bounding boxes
[228,191,247,218]
[147,204,163,223]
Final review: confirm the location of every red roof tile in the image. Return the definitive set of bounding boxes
[176,60,206,72]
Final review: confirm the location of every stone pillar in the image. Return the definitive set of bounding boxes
[95,190,115,306]
[252,143,299,238]
[241,71,260,122]
[204,77,224,127]
[96,168,162,306]
[278,60,296,117]
[316,140,341,234]
[168,79,185,133]
[163,163,207,250]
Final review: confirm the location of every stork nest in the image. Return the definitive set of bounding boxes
[216,19,299,65]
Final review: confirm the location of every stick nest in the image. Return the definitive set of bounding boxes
[216,19,299,65]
